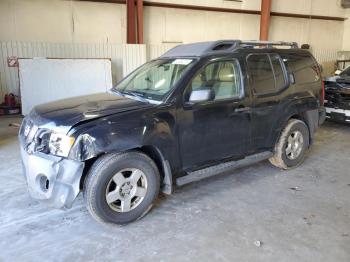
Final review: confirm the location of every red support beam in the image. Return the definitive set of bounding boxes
[259,0,272,41]
[126,0,136,44]
[136,0,144,44]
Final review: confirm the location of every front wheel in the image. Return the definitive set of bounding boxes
[269,119,310,169]
[83,152,160,224]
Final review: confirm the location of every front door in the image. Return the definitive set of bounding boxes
[177,58,252,170]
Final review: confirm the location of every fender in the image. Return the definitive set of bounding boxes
[68,106,178,194]
[269,95,320,146]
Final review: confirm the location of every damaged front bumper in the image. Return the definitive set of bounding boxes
[20,147,84,209]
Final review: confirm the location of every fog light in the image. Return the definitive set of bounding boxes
[38,175,50,192]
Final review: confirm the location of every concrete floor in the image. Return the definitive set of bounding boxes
[0,116,349,262]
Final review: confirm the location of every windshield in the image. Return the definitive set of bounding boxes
[113,58,195,102]
[340,66,350,77]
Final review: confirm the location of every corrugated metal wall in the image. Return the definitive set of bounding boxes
[0,41,340,99]
[312,49,338,75]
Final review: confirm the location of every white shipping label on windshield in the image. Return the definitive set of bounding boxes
[172,59,192,65]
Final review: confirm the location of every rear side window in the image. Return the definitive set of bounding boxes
[281,53,320,84]
[247,54,287,95]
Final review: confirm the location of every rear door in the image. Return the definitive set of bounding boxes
[246,53,289,151]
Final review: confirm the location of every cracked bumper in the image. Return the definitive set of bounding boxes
[20,147,84,209]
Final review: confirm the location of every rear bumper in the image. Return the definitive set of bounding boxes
[20,147,84,209]
[325,107,350,123]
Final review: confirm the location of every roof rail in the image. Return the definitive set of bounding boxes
[238,40,298,49]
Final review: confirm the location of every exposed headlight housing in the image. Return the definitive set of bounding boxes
[49,133,75,157]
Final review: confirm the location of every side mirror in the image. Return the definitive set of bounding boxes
[189,89,215,103]
[335,70,342,76]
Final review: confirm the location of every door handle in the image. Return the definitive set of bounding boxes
[234,107,251,113]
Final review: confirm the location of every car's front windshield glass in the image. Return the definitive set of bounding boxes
[340,66,350,77]
[113,58,195,102]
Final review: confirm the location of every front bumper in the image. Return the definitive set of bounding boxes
[325,107,350,123]
[20,147,84,209]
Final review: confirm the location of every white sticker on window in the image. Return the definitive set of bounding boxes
[172,59,192,65]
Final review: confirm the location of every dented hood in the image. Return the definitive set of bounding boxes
[28,92,152,134]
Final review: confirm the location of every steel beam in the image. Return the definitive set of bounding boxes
[259,0,272,41]
[126,0,136,44]
[137,0,144,44]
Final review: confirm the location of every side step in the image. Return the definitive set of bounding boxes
[176,151,273,186]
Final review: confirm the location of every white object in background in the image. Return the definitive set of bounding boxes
[19,58,112,115]
[334,69,342,75]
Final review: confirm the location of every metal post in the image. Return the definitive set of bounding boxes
[259,0,272,41]
[136,0,144,44]
[127,0,136,44]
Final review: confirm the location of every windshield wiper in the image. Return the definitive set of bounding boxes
[122,90,150,103]
[112,89,125,97]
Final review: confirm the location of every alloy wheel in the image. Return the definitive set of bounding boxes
[105,168,148,212]
[285,130,304,160]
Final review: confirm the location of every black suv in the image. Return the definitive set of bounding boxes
[19,40,325,224]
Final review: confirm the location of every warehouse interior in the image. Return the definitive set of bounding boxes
[0,0,350,261]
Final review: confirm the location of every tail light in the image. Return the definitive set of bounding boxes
[320,81,325,106]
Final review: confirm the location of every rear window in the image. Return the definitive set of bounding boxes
[281,53,320,84]
[247,53,287,95]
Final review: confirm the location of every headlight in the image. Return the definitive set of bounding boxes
[49,133,75,157]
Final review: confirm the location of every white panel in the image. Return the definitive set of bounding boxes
[0,41,126,98]
[19,58,112,115]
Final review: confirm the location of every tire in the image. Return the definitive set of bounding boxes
[269,119,310,170]
[83,151,160,225]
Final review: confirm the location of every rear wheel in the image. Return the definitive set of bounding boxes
[269,119,309,169]
[83,152,160,224]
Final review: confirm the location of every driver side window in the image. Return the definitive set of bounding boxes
[186,59,242,102]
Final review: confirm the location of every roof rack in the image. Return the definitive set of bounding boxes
[238,40,298,49]
[160,40,299,58]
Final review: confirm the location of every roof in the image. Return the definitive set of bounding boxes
[160,40,299,58]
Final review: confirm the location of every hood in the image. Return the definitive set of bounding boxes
[325,75,350,83]
[325,76,350,90]
[28,92,153,134]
